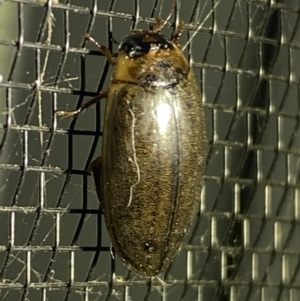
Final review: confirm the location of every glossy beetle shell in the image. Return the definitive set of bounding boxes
[92,30,206,276]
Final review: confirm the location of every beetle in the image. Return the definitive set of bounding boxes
[58,5,207,277]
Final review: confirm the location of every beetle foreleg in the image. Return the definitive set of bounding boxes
[85,33,116,66]
[171,21,184,45]
[111,36,120,46]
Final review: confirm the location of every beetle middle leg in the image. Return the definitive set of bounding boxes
[56,90,108,117]
[57,33,114,117]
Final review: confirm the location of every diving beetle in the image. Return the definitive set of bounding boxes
[58,4,206,277]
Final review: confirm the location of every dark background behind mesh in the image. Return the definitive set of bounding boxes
[0,0,300,300]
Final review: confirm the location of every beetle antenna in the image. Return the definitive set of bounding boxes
[153,0,177,32]
[182,0,222,51]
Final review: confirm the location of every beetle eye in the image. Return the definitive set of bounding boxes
[119,37,150,58]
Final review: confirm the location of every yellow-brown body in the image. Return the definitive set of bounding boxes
[89,30,207,276]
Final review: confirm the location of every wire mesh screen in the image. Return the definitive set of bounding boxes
[0,0,300,300]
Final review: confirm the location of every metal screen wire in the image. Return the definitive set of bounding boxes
[0,0,300,300]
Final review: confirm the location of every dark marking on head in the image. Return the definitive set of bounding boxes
[119,32,174,58]
[158,61,172,69]
[140,74,157,86]
[175,67,184,75]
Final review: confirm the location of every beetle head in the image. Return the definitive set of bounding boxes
[113,30,190,87]
[119,31,174,59]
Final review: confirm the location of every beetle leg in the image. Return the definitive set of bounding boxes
[89,156,105,209]
[85,33,116,66]
[111,36,120,46]
[56,90,108,117]
[171,20,184,45]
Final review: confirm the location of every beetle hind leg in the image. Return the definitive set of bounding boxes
[89,156,105,209]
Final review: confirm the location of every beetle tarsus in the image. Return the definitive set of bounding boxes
[55,108,82,117]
